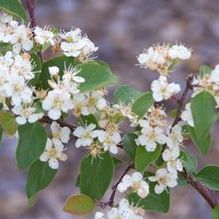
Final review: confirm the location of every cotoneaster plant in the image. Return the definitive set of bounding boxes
[0,1,219,218]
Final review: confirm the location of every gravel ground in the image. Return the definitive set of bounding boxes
[1,0,219,218]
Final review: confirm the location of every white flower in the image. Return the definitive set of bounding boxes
[34,26,55,46]
[12,54,34,80]
[40,138,67,169]
[62,65,85,94]
[137,122,166,152]
[73,124,96,148]
[168,45,191,60]
[49,66,59,77]
[6,74,33,106]
[118,172,149,199]
[210,65,219,84]
[0,12,13,24]
[162,147,183,173]
[42,89,73,120]
[166,125,183,148]
[94,212,105,219]
[181,103,194,127]
[60,28,98,59]
[51,122,71,144]
[94,130,121,154]
[85,90,107,113]
[151,76,181,102]
[12,104,43,125]
[10,25,33,54]
[107,199,144,219]
[72,93,88,117]
[149,168,178,194]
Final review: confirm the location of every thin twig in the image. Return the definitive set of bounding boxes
[26,0,36,28]
[97,163,134,208]
[38,73,219,209]
[180,170,218,208]
[171,73,194,128]
[171,73,218,208]
[39,116,75,131]
[25,0,43,61]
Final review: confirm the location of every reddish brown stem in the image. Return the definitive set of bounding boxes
[171,73,194,128]
[171,73,218,208]
[181,170,218,208]
[39,116,75,132]
[26,0,36,28]
[97,163,134,208]
[25,0,43,61]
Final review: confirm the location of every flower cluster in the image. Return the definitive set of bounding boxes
[0,12,33,54]
[148,125,183,194]
[73,111,122,155]
[42,65,85,120]
[117,172,149,199]
[95,199,145,219]
[135,106,167,152]
[134,106,183,194]
[137,44,191,75]
[60,28,98,61]
[137,44,191,102]
[33,26,98,61]
[40,122,70,169]
[181,64,219,127]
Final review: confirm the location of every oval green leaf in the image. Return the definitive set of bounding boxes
[132,92,154,117]
[123,133,137,160]
[0,111,18,135]
[196,166,219,191]
[113,84,143,105]
[0,0,28,22]
[80,152,114,200]
[26,160,57,198]
[128,184,170,213]
[135,145,161,172]
[63,194,94,215]
[77,61,117,92]
[16,122,47,169]
[191,91,218,154]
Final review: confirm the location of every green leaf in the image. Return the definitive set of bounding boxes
[77,61,117,92]
[80,152,114,200]
[128,185,170,213]
[38,55,75,89]
[123,133,137,160]
[30,54,42,86]
[63,194,94,215]
[0,0,28,22]
[80,115,98,127]
[0,42,12,55]
[132,92,154,117]
[113,85,143,105]
[199,65,212,78]
[196,166,219,191]
[180,150,197,174]
[135,146,161,172]
[211,205,219,219]
[0,111,18,135]
[26,160,57,198]
[186,125,211,154]
[112,156,122,167]
[191,91,218,153]
[16,122,47,169]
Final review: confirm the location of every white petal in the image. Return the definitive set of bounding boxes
[49,158,59,169]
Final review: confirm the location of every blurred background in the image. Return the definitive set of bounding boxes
[1,0,219,218]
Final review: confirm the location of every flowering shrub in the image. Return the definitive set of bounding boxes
[1,0,219,218]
